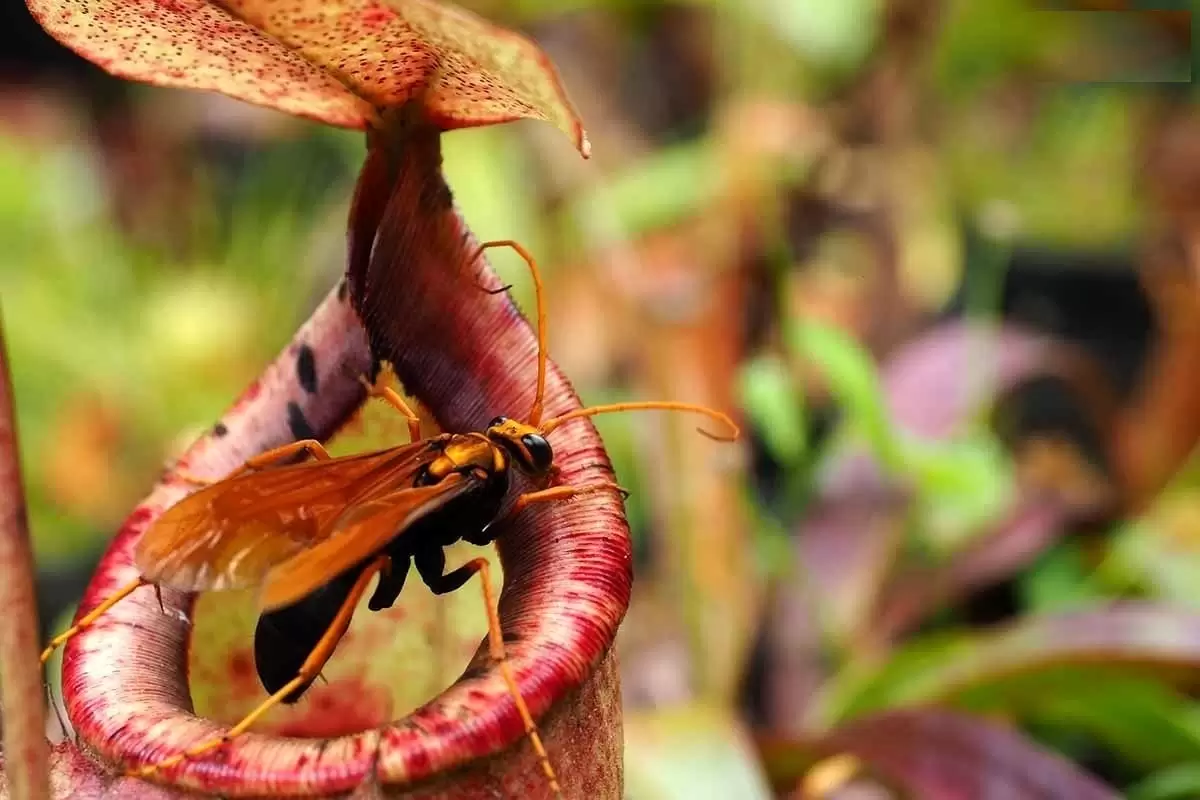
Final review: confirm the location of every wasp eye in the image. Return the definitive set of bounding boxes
[488,416,507,428]
[520,433,554,473]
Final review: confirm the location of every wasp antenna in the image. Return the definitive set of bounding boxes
[539,402,739,442]
[470,240,547,426]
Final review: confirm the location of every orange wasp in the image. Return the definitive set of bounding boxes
[41,240,737,795]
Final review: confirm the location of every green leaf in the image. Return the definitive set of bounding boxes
[748,0,881,68]
[1100,511,1200,610]
[1128,764,1200,800]
[788,320,903,472]
[954,669,1200,771]
[904,432,1014,554]
[574,141,716,237]
[825,606,1200,732]
[738,355,807,467]
[1022,542,1108,614]
[814,632,975,726]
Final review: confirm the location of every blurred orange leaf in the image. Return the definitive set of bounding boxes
[43,394,135,523]
[26,0,588,152]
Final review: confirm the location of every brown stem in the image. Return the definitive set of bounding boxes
[0,314,51,800]
[1111,106,1200,512]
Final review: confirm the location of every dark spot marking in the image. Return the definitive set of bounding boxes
[296,344,318,395]
[213,422,229,438]
[287,402,316,440]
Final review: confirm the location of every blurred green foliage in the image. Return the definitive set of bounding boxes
[0,129,356,560]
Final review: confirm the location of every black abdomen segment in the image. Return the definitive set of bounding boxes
[254,568,364,703]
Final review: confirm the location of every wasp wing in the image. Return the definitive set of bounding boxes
[258,471,479,611]
[135,440,444,592]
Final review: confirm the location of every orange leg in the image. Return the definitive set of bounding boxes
[40,578,148,664]
[510,482,629,516]
[175,439,333,486]
[483,483,628,537]
[131,555,390,779]
[466,557,563,799]
[358,374,422,443]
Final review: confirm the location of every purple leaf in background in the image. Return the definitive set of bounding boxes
[822,709,1120,800]
[764,321,1120,729]
[913,604,1200,699]
[874,500,1069,643]
[882,321,1094,440]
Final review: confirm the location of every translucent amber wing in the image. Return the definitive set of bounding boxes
[259,472,478,611]
[135,441,437,592]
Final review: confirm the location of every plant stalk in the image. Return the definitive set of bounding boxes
[0,314,51,800]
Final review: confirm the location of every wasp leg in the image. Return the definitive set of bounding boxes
[466,483,629,546]
[368,554,411,611]
[40,578,148,665]
[131,555,388,780]
[358,374,422,443]
[510,482,629,515]
[174,439,333,486]
[414,548,562,798]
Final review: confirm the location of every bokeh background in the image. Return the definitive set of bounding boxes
[4,0,1199,797]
